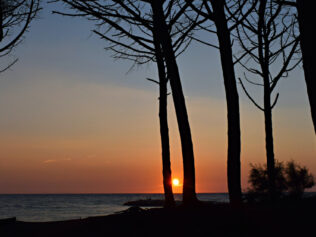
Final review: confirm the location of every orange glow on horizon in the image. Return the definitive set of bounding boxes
[0,79,315,194]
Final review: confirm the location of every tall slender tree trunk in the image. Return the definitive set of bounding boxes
[151,0,197,206]
[296,0,316,133]
[154,31,175,208]
[212,0,242,205]
[258,0,276,200]
[264,84,276,200]
[0,0,3,41]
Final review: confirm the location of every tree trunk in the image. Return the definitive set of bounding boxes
[296,0,316,134]
[0,0,3,41]
[154,31,175,208]
[151,0,197,206]
[264,85,276,200]
[212,0,242,206]
[258,0,276,200]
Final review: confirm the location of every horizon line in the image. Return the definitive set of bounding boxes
[0,192,229,195]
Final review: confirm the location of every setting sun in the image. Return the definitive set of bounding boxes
[172,178,180,186]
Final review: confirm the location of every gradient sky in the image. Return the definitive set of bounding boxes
[0,2,315,194]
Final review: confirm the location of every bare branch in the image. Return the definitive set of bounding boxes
[146,77,160,85]
[238,77,264,111]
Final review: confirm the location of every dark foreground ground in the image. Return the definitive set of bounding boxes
[1,197,315,237]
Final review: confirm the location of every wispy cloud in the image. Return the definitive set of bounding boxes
[43,159,57,164]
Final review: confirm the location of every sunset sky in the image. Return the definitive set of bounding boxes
[0,2,315,194]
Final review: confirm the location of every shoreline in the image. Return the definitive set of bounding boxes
[0,193,230,222]
[1,197,315,237]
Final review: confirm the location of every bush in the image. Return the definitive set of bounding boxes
[246,160,315,202]
[285,161,314,198]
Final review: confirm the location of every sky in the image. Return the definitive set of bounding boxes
[0,2,315,194]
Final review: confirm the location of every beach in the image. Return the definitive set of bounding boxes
[1,196,315,237]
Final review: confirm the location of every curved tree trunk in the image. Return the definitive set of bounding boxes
[151,0,197,206]
[154,31,175,208]
[212,0,242,206]
[296,0,316,134]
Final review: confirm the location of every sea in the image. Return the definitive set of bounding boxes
[0,193,229,222]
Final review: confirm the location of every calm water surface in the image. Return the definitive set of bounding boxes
[0,193,229,222]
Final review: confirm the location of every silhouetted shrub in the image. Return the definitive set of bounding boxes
[285,161,315,198]
[246,160,314,202]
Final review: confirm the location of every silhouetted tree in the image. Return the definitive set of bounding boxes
[247,161,287,201]
[185,0,258,205]
[234,0,300,200]
[153,40,175,208]
[0,0,40,73]
[275,0,316,134]
[285,160,315,198]
[55,0,200,206]
[295,1,315,134]
[247,160,314,201]
[150,0,198,205]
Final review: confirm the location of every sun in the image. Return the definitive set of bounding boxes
[172,178,180,186]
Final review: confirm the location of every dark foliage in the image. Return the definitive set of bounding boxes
[285,161,315,198]
[247,160,315,202]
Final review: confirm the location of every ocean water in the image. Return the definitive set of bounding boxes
[0,193,228,222]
